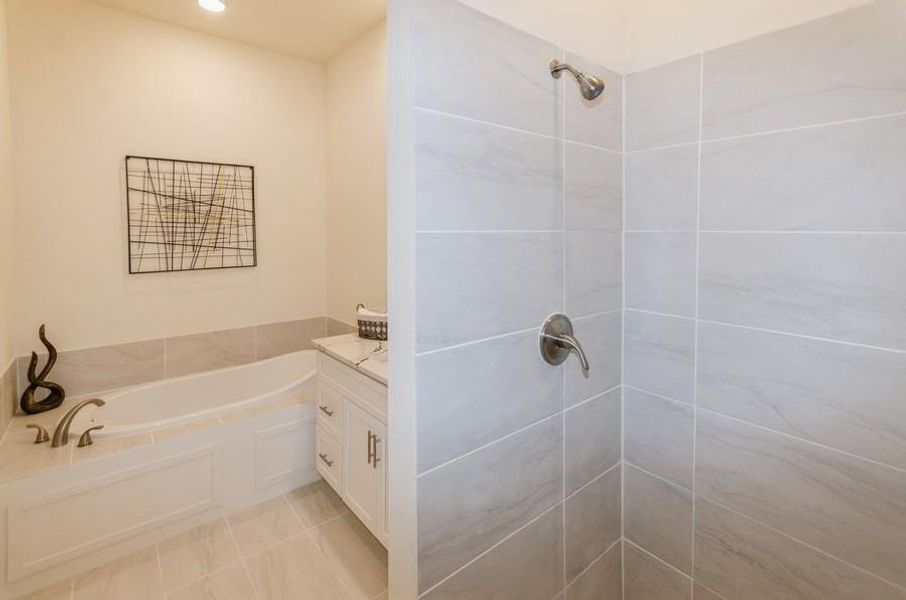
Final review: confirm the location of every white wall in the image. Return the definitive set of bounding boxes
[0,0,14,370]
[6,0,328,353]
[326,23,387,326]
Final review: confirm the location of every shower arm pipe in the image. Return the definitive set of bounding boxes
[549,61,582,80]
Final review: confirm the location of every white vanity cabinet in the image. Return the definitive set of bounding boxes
[315,352,387,547]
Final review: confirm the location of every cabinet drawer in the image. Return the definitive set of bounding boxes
[315,427,342,495]
[316,383,344,438]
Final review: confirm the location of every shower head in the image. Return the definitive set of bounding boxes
[549,60,605,101]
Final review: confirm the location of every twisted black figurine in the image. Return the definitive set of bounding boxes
[20,324,66,415]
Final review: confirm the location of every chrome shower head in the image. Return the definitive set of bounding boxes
[550,60,605,101]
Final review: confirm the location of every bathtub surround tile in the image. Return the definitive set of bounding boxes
[413,0,559,136]
[699,233,906,351]
[626,145,699,231]
[624,465,693,574]
[565,466,622,582]
[698,322,906,469]
[417,415,563,592]
[565,142,623,231]
[153,416,222,443]
[415,232,562,352]
[415,109,562,231]
[310,513,388,599]
[73,546,164,600]
[244,535,352,599]
[286,479,348,529]
[166,563,256,600]
[696,410,906,587]
[565,388,621,494]
[701,114,906,231]
[701,0,906,139]
[565,311,622,408]
[72,432,154,463]
[624,541,692,600]
[422,505,564,600]
[626,233,696,317]
[626,55,702,151]
[165,327,256,378]
[564,540,622,600]
[416,329,562,473]
[624,387,694,489]
[566,231,622,318]
[227,496,303,557]
[692,584,724,600]
[256,317,326,360]
[694,497,905,600]
[326,318,357,337]
[1,360,16,438]
[157,519,241,592]
[624,311,695,404]
[564,53,623,151]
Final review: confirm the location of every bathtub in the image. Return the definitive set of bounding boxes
[71,350,318,436]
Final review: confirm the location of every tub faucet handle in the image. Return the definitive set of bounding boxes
[78,425,104,448]
[26,424,50,444]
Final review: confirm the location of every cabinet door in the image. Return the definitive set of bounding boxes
[344,401,386,542]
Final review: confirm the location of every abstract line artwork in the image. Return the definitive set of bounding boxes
[125,156,256,274]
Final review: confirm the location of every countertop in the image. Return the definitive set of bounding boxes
[311,334,388,385]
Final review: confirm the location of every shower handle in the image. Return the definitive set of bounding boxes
[540,314,590,373]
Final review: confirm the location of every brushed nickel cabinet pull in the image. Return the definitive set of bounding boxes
[319,405,334,417]
[372,435,381,469]
[318,453,334,467]
[367,430,375,465]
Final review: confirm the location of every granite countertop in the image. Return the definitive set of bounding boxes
[311,334,388,385]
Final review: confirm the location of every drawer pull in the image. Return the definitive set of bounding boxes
[372,434,381,469]
[318,453,334,467]
[367,431,374,465]
[319,405,335,417]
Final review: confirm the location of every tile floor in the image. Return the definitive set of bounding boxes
[22,480,388,600]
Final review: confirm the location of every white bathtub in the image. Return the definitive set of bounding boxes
[71,350,318,437]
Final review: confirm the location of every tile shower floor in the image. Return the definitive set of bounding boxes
[23,480,388,600]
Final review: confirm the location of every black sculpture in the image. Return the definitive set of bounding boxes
[20,324,66,415]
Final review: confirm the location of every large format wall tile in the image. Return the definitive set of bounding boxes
[699,233,906,350]
[417,415,563,592]
[624,311,695,404]
[565,388,621,494]
[624,465,693,574]
[565,142,622,231]
[695,498,905,600]
[417,329,562,473]
[624,541,693,600]
[564,311,622,407]
[565,541,622,600]
[626,233,696,317]
[416,232,562,352]
[696,410,906,587]
[1,362,16,435]
[256,318,325,359]
[626,145,699,231]
[624,387,694,489]
[701,114,906,231]
[702,0,906,139]
[415,110,562,231]
[564,52,623,151]
[413,0,559,136]
[627,55,701,151]
[698,322,906,469]
[423,506,564,600]
[566,231,622,318]
[565,467,621,582]
[165,328,256,378]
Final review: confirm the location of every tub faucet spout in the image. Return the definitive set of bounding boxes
[52,398,105,447]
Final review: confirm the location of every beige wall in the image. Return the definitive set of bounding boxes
[6,0,328,354]
[0,0,14,370]
[326,23,387,326]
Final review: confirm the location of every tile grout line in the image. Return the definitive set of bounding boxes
[153,540,166,596]
[624,539,693,582]
[565,537,621,591]
[558,48,568,598]
[620,63,628,600]
[223,512,264,600]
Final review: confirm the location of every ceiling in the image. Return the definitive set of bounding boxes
[94,0,386,61]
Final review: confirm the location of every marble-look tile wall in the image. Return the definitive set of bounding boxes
[411,0,623,597]
[623,1,906,598]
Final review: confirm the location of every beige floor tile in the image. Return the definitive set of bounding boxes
[286,480,348,529]
[166,563,255,600]
[371,592,388,600]
[19,578,73,600]
[310,513,387,599]
[227,497,302,557]
[73,546,163,600]
[72,432,154,463]
[245,535,351,599]
[153,417,221,443]
[158,519,241,591]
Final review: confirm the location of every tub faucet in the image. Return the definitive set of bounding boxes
[51,398,105,447]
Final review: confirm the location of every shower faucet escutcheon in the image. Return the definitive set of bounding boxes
[540,313,591,374]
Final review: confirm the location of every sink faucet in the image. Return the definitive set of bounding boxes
[51,398,105,447]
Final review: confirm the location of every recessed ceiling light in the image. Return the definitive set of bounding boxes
[198,0,226,13]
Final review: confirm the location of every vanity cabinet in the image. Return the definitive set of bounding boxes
[315,353,387,547]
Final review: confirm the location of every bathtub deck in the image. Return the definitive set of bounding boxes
[20,479,388,600]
